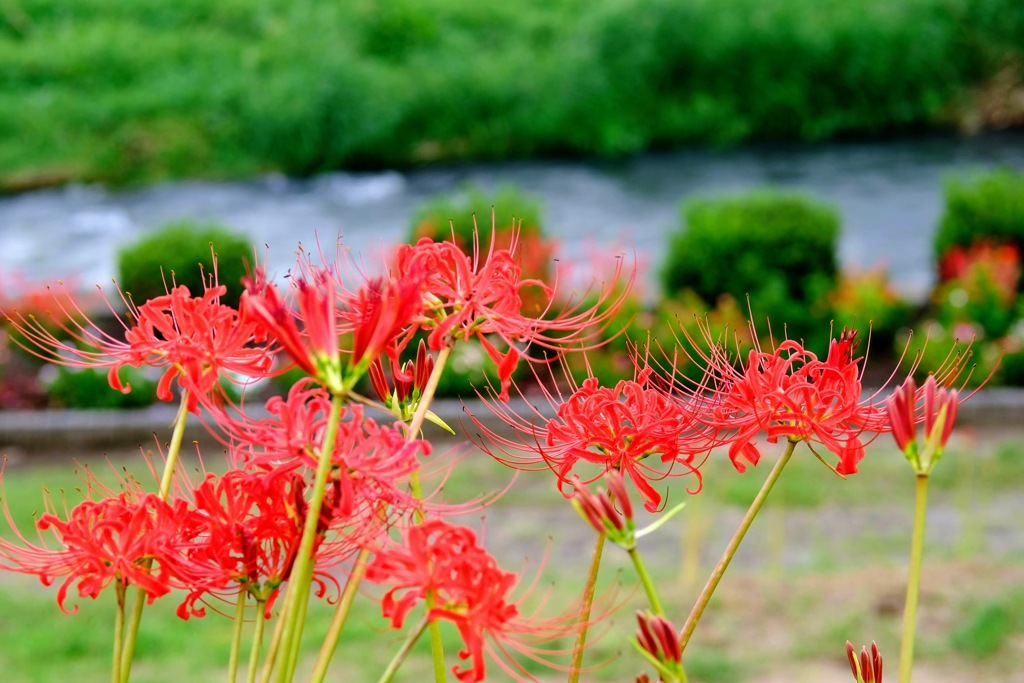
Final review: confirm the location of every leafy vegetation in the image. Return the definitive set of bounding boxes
[116,221,252,307]
[1,0,1021,189]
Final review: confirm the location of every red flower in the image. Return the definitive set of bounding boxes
[6,281,273,413]
[243,270,342,391]
[174,468,340,618]
[215,383,429,519]
[686,328,888,476]
[0,489,183,613]
[846,641,883,683]
[366,519,588,682]
[470,365,711,512]
[393,228,634,400]
[886,374,959,474]
[635,611,683,676]
[342,270,426,371]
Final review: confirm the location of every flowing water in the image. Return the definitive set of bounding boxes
[1,133,1023,299]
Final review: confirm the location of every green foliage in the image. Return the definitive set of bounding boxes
[44,365,158,409]
[934,169,1024,261]
[662,191,839,351]
[116,221,252,307]
[950,593,1024,659]
[0,0,1021,187]
[409,184,545,249]
[432,338,505,399]
[832,270,914,349]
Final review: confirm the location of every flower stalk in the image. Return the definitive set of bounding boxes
[376,616,429,683]
[898,474,929,683]
[120,391,191,682]
[228,591,247,683]
[246,600,267,683]
[567,531,606,683]
[274,391,345,682]
[678,440,796,651]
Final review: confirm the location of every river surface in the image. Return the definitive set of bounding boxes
[1,133,1023,300]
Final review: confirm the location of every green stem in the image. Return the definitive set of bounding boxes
[112,581,126,683]
[678,440,796,652]
[406,346,452,683]
[898,474,930,683]
[628,547,688,683]
[628,546,665,617]
[158,393,191,499]
[408,346,452,439]
[121,393,191,682]
[275,392,346,683]
[246,600,267,683]
[568,531,607,683]
[376,616,429,683]
[258,592,291,683]
[307,548,371,683]
[228,590,247,683]
[307,347,452,682]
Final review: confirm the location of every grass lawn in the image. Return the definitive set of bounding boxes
[0,427,1022,681]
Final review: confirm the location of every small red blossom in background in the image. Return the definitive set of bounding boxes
[214,385,429,521]
[937,241,1020,301]
[470,363,710,512]
[5,280,272,413]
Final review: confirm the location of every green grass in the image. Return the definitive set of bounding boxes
[0,0,1021,189]
[0,429,1022,681]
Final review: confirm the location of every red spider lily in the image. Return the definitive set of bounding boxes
[675,327,891,476]
[0,489,184,613]
[846,641,883,683]
[469,363,711,512]
[886,375,959,474]
[369,340,434,413]
[365,519,594,683]
[342,270,427,371]
[214,383,429,519]
[393,226,634,401]
[4,280,272,413]
[571,471,635,546]
[173,468,341,619]
[635,611,683,677]
[242,270,342,391]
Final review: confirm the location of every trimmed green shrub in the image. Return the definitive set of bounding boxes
[934,169,1024,265]
[409,185,555,313]
[409,184,545,251]
[117,221,252,308]
[662,191,839,349]
[45,365,158,409]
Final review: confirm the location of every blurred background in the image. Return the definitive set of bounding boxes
[1,1,1024,681]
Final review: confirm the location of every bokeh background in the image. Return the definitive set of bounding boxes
[1,1,1024,681]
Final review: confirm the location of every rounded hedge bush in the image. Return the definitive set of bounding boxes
[661,192,839,348]
[117,221,253,308]
[934,169,1024,272]
[409,184,545,249]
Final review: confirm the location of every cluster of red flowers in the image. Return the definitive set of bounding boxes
[0,230,635,682]
[0,226,973,682]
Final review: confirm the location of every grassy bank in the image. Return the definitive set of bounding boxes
[1,430,1023,681]
[1,0,1022,190]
